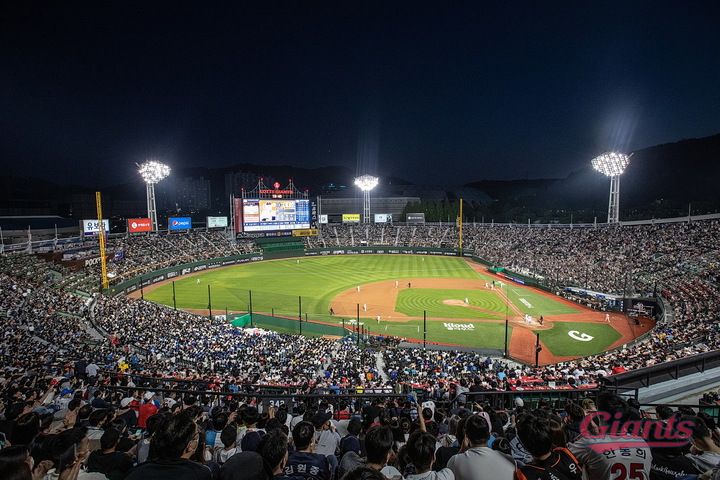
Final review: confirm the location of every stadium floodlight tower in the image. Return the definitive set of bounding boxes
[354,174,379,223]
[591,152,631,224]
[138,160,171,232]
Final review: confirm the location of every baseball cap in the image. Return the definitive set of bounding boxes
[120,397,134,408]
[310,411,332,429]
[60,388,74,397]
[144,391,155,400]
[220,451,271,480]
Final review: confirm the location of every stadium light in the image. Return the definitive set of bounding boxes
[591,152,631,224]
[138,160,171,231]
[354,175,379,224]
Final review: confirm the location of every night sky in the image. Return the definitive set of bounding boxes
[1,1,719,188]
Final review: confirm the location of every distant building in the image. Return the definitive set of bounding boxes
[177,176,211,211]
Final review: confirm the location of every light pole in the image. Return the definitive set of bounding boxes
[138,160,171,232]
[591,152,631,224]
[354,175,379,224]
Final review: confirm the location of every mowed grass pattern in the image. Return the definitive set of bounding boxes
[538,322,622,356]
[395,289,505,319]
[143,255,611,352]
[373,320,513,349]
[145,255,479,316]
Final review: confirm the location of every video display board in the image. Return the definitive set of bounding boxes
[169,217,192,230]
[127,218,152,233]
[82,219,110,235]
[207,216,228,228]
[235,199,311,232]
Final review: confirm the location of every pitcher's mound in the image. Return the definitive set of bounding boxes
[443,299,467,306]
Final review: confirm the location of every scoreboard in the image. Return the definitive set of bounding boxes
[234,198,311,233]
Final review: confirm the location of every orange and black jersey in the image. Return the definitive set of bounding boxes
[516,447,582,480]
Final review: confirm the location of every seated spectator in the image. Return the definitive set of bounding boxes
[447,414,515,480]
[404,430,451,480]
[256,429,302,480]
[220,451,273,480]
[214,425,241,465]
[685,415,720,474]
[86,428,134,480]
[125,412,212,480]
[339,425,403,479]
[515,413,581,480]
[45,426,109,479]
[284,421,333,480]
[312,412,340,458]
[568,392,652,480]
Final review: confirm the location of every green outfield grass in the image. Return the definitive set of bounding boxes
[145,255,480,315]
[143,255,616,354]
[368,319,513,349]
[538,322,622,356]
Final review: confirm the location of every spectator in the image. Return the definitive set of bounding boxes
[447,414,515,480]
[125,412,212,480]
[284,421,333,480]
[515,413,582,480]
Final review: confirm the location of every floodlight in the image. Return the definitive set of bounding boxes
[591,152,630,177]
[354,174,379,191]
[139,160,171,184]
[354,175,379,223]
[138,160,171,232]
[591,152,631,224]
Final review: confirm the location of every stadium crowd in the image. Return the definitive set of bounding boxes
[2,218,720,478]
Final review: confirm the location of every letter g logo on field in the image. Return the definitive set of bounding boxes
[568,330,594,341]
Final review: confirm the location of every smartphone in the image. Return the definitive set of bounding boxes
[135,428,143,436]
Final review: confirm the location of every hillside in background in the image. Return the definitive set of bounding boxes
[1,133,718,222]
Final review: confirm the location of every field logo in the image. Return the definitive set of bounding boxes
[444,323,474,331]
[580,412,693,450]
[519,298,533,308]
[568,330,594,341]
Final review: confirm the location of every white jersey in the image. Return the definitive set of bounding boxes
[568,434,652,480]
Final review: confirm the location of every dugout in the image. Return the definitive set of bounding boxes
[255,236,304,259]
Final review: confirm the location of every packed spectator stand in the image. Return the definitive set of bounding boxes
[2,218,720,478]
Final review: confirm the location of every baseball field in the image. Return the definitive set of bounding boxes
[138,255,653,365]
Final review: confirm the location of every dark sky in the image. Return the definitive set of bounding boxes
[1,1,719,188]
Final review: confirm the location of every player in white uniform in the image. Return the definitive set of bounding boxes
[568,392,652,480]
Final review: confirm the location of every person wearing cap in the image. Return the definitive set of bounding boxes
[221,449,273,480]
[138,392,158,429]
[312,411,340,457]
[283,421,333,480]
[116,396,138,429]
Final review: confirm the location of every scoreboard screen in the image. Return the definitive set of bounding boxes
[235,199,311,232]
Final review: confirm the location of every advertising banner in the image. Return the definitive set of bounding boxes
[292,229,318,236]
[127,218,152,233]
[342,214,360,223]
[374,214,391,223]
[319,214,328,224]
[82,219,110,235]
[406,213,425,224]
[169,217,192,230]
[207,216,228,228]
